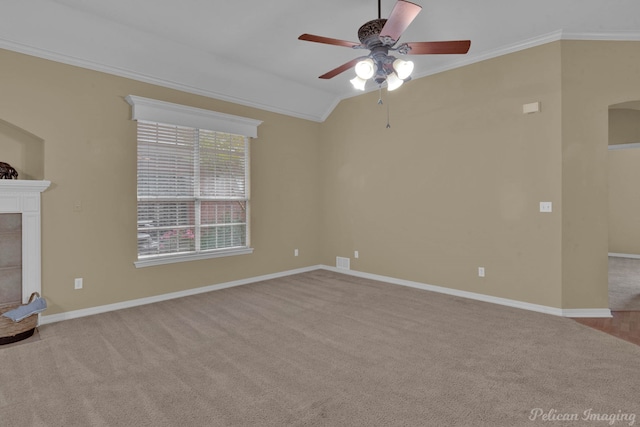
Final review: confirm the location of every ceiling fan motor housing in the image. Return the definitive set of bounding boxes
[358,19,389,48]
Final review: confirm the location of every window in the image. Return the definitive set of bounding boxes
[126,95,261,267]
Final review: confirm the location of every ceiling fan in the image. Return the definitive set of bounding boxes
[298,0,471,91]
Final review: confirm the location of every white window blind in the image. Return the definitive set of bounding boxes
[136,121,250,263]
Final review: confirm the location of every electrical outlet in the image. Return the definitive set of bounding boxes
[294,249,299,257]
[539,202,552,213]
[478,267,485,278]
[74,278,83,289]
[354,250,359,259]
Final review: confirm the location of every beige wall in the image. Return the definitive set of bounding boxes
[0,48,322,315]
[561,41,640,309]
[608,109,640,254]
[320,43,564,307]
[1,39,638,316]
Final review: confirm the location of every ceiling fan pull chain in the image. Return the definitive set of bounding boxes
[377,85,391,127]
[386,92,391,128]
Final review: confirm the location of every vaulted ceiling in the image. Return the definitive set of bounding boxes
[1,0,639,122]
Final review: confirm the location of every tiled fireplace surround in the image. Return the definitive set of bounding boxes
[0,180,50,308]
[0,213,22,308]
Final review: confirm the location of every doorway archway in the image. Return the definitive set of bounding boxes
[607,101,640,311]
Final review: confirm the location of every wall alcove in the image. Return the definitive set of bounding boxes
[0,118,45,180]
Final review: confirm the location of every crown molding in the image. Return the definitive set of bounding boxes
[0,38,326,123]
[3,30,640,124]
[412,30,640,81]
[342,29,640,105]
[341,30,565,103]
[562,31,640,41]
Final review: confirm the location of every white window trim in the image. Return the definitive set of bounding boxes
[125,95,262,138]
[127,95,262,268]
[134,247,254,268]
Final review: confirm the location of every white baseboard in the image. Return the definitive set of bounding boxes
[608,252,640,259]
[320,266,612,318]
[40,265,323,325]
[40,263,612,324]
[561,309,613,318]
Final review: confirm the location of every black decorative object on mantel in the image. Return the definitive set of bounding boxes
[0,162,18,179]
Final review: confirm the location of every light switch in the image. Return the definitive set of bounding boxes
[523,102,541,114]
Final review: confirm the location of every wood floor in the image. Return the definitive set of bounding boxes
[576,258,640,347]
[574,311,640,347]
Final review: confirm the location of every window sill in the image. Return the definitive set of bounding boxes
[134,247,254,268]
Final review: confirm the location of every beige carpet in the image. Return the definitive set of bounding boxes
[1,270,639,426]
[609,256,640,310]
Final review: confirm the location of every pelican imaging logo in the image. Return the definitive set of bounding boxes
[529,408,636,425]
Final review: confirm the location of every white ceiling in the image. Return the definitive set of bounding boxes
[1,0,639,122]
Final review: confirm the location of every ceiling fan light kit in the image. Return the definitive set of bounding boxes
[298,0,471,92]
[385,72,404,91]
[350,76,368,91]
[393,58,414,80]
[355,58,376,80]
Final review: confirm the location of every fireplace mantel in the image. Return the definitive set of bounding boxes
[0,180,51,193]
[0,180,50,303]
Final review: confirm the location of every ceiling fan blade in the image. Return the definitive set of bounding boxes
[379,0,422,45]
[404,40,471,55]
[319,58,364,79]
[298,34,361,48]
